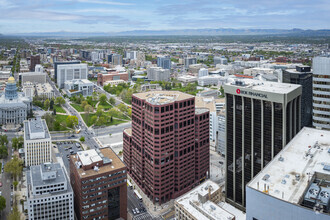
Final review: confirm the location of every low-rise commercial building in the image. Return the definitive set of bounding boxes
[175,180,234,220]
[64,79,93,97]
[26,163,74,220]
[97,72,128,86]
[198,75,226,86]
[36,83,54,99]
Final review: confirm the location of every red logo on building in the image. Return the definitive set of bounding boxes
[236,89,241,94]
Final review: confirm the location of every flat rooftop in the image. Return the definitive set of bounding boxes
[195,96,216,112]
[29,163,66,187]
[226,78,301,94]
[71,147,126,178]
[24,118,50,140]
[176,180,234,220]
[124,128,132,136]
[248,127,330,204]
[36,83,53,93]
[134,91,194,105]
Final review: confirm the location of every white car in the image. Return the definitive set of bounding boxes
[132,209,136,215]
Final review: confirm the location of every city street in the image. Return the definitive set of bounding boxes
[0,133,15,218]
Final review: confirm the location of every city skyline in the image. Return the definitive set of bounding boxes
[0,0,330,34]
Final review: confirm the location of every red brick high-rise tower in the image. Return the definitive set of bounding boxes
[123,91,209,205]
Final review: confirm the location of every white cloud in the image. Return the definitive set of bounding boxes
[73,0,134,6]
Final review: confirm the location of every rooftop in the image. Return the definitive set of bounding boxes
[124,128,132,136]
[24,118,50,140]
[134,91,194,105]
[71,147,126,178]
[195,96,216,112]
[248,127,330,205]
[29,163,66,187]
[176,180,234,220]
[227,78,301,94]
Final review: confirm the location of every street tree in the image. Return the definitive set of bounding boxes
[0,196,5,213]
[0,145,8,159]
[7,205,20,220]
[79,136,85,142]
[4,156,23,181]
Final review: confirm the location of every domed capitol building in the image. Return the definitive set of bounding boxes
[0,76,32,125]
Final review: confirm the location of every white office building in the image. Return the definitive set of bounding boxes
[198,75,227,86]
[184,57,197,68]
[23,82,35,98]
[27,163,74,220]
[36,83,54,99]
[64,79,94,97]
[198,68,209,78]
[34,64,44,73]
[56,63,88,88]
[21,71,46,84]
[246,127,330,220]
[147,67,170,81]
[24,118,52,167]
[312,56,330,130]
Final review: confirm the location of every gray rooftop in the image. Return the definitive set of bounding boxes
[28,163,66,187]
[24,118,50,140]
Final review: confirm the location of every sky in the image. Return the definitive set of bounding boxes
[0,0,329,34]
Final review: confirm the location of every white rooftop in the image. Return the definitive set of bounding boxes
[176,180,235,220]
[77,149,102,166]
[248,127,330,204]
[227,78,301,94]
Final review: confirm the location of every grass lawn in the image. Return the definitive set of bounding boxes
[55,114,68,123]
[105,119,127,126]
[71,103,85,112]
[53,105,66,113]
[81,113,96,127]
[99,102,112,110]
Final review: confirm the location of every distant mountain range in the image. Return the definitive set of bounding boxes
[3,28,330,37]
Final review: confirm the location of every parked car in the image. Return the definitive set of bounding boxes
[132,209,136,215]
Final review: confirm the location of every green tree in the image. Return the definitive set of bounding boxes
[81,101,88,109]
[99,94,107,105]
[109,97,116,105]
[0,145,7,159]
[96,116,106,126]
[11,138,18,150]
[4,156,23,180]
[7,205,20,220]
[66,115,78,128]
[90,115,97,125]
[84,105,93,115]
[0,196,6,213]
[44,99,50,110]
[12,181,18,190]
[96,106,103,117]
[117,103,128,113]
[55,96,65,106]
[0,135,8,146]
[79,136,85,142]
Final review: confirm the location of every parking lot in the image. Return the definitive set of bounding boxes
[54,141,82,171]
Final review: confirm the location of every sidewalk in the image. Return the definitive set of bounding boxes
[14,172,27,220]
[128,174,174,218]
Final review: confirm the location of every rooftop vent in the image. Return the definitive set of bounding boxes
[262,174,270,181]
[323,165,330,172]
